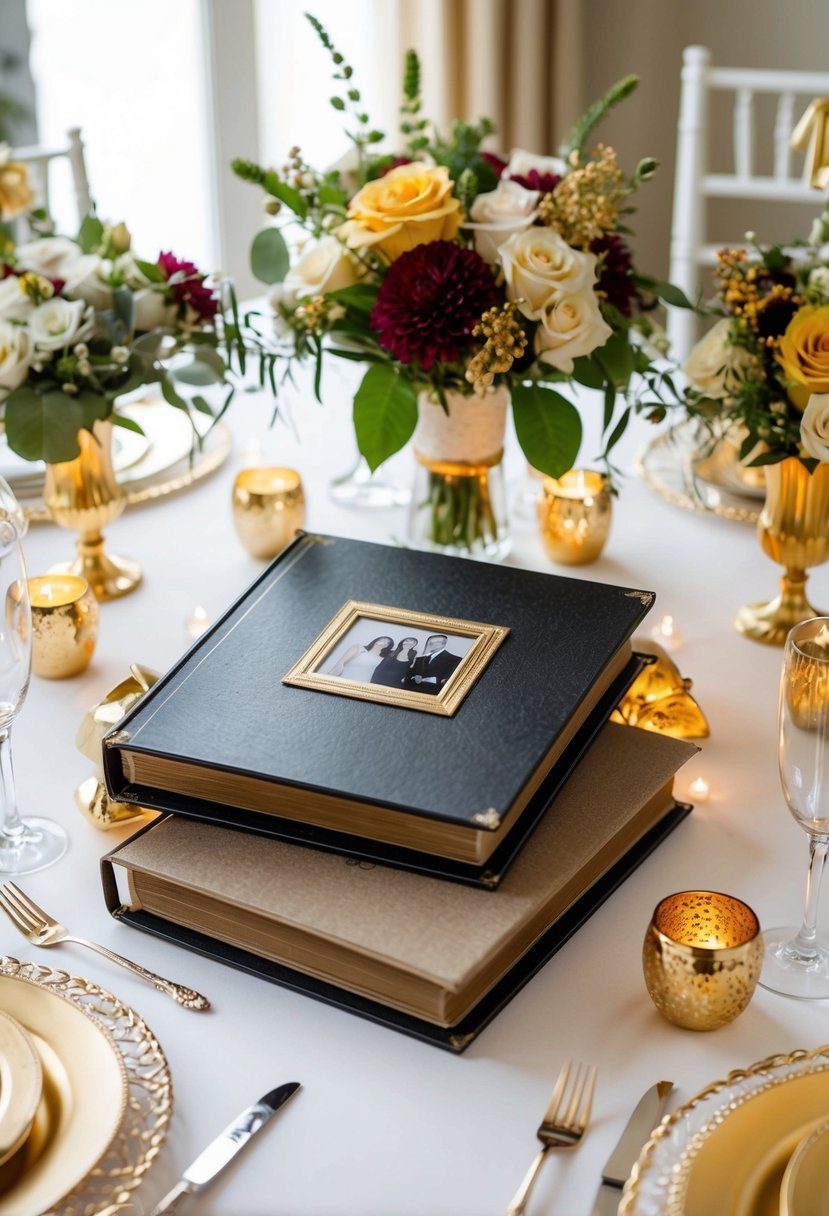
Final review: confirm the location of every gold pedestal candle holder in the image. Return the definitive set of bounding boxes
[538,470,612,565]
[28,574,99,678]
[232,466,305,560]
[735,457,829,646]
[642,890,763,1031]
[43,419,142,601]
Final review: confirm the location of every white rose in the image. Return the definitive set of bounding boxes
[28,298,87,352]
[0,277,33,322]
[801,393,829,461]
[499,227,598,316]
[505,148,567,180]
[683,318,755,399]
[463,180,539,265]
[284,236,360,300]
[13,236,84,280]
[0,320,30,390]
[534,288,612,372]
[810,266,829,301]
[134,287,176,332]
[62,255,114,309]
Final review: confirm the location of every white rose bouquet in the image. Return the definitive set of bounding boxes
[0,216,262,463]
[233,14,684,551]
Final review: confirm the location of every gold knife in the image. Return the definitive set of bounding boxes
[589,1081,673,1216]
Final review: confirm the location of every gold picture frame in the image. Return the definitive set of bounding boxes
[282,599,508,717]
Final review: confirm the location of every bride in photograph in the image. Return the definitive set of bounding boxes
[370,637,419,687]
[327,636,394,682]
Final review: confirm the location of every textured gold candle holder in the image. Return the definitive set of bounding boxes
[643,890,763,1031]
[29,574,99,679]
[232,466,305,560]
[538,470,612,565]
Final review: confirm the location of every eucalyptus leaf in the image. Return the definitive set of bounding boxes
[511,383,582,477]
[5,388,109,463]
[353,365,418,471]
[250,227,290,285]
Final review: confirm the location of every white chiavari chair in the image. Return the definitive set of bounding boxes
[668,46,829,361]
[9,126,91,233]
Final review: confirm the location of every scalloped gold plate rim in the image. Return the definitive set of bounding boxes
[0,972,128,1216]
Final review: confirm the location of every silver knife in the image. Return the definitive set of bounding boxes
[150,1082,301,1215]
[589,1081,673,1216]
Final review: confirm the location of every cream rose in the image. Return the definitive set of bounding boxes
[285,235,360,300]
[339,162,461,263]
[62,255,114,309]
[0,277,33,322]
[499,227,598,316]
[0,320,30,391]
[14,236,84,281]
[534,288,612,372]
[133,287,176,332]
[504,148,567,180]
[28,298,87,351]
[683,318,756,399]
[464,180,539,265]
[800,393,829,462]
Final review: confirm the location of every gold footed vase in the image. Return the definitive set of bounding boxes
[735,456,829,646]
[43,419,142,601]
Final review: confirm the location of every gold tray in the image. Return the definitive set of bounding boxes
[0,958,172,1216]
[620,1044,829,1216]
[637,420,763,524]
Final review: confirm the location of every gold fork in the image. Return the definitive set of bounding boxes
[0,881,210,1010]
[505,1060,597,1216]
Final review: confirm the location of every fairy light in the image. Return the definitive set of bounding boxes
[651,614,683,651]
[185,605,209,640]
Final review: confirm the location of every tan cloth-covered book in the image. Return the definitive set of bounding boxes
[105,723,696,1033]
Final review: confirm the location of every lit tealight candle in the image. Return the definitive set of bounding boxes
[185,605,210,640]
[28,574,99,679]
[538,470,612,565]
[689,776,711,803]
[651,614,684,651]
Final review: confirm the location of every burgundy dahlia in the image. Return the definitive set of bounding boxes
[481,151,508,179]
[157,250,218,322]
[370,241,497,370]
[591,233,638,318]
[508,168,562,194]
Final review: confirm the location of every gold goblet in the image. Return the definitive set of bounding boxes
[642,890,763,1030]
[538,470,612,565]
[28,574,99,679]
[232,467,305,560]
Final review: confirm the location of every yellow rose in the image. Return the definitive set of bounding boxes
[778,305,829,409]
[339,162,461,263]
[0,151,34,221]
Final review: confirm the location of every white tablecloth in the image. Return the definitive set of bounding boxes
[13,374,829,1216]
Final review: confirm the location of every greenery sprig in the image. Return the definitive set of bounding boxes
[305,12,384,179]
[561,75,639,159]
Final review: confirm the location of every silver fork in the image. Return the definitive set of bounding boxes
[0,881,210,1010]
[505,1060,597,1216]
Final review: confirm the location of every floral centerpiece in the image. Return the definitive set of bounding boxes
[683,204,829,642]
[233,14,682,558]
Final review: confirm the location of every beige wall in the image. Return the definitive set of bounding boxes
[581,0,829,281]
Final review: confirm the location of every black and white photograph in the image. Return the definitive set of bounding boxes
[282,599,508,715]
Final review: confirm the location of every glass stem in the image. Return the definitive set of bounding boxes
[793,835,829,960]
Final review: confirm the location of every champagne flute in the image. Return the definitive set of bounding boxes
[761,616,829,997]
[0,479,67,874]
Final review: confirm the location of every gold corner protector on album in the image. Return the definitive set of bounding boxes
[104,730,131,747]
[471,808,501,831]
[625,590,654,607]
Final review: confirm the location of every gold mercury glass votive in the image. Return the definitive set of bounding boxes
[28,574,99,679]
[232,466,305,560]
[642,891,763,1031]
[538,470,612,565]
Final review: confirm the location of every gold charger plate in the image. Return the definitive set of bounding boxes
[0,1010,41,1169]
[0,969,127,1215]
[782,1119,829,1216]
[620,1045,829,1216]
[0,958,172,1216]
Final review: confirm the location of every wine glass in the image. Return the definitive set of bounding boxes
[0,479,67,874]
[761,616,829,998]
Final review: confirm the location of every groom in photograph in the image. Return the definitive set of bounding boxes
[407,634,461,695]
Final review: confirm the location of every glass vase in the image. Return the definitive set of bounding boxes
[406,386,511,562]
[43,418,141,601]
[735,456,829,645]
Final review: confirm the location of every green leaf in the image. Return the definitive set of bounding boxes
[77,213,104,254]
[250,227,290,284]
[112,286,135,336]
[652,280,693,309]
[318,185,347,206]
[570,356,604,390]
[594,333,634,391]
[604,405,631,455]
[262,172,309,220]
[353,365,418,471]
[328,283,380,315]
[134,258,166,284]
[511,383,582,477]
[4,388,110,463]
[561,75,638,157]
[190,394,215,416]
[111,413,145,436]
[160,377,189,411]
